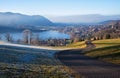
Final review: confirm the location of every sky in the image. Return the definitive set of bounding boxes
[0,0,120,16]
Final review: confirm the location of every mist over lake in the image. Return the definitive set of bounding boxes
[0,31,70,41]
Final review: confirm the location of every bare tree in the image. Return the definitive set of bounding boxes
[31,33,40,45]
[22,29,32,44]
[73,36,80,43]
[5,33,12,42]
[0,34,2,40]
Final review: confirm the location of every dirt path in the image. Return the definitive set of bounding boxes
[57,41,120,78]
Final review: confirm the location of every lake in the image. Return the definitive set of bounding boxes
[0,31,70,41]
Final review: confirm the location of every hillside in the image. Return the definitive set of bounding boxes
[0,44,79,78]
[0,12,53,27]
[92,20,120,40]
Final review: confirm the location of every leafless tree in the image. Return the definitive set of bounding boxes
[31,33,40,45]
[0,34,2,40]
[22,29,32,44]
[5,33,12,42]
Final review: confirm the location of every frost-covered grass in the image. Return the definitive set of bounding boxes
[0,45,81,78]
[0,45,57,65]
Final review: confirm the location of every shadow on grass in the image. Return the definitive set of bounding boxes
[98,52,120,58]
[84,45,120,54]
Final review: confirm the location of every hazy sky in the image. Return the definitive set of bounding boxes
[0,0,120,16]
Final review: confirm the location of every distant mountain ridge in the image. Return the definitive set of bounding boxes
[48,14,120,24]
[0,12,53,27]
[99,20,120,24]
[0,12,120,27]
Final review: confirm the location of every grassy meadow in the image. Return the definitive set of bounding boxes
[92,39,120,48]
[85,38,120,65]
[52,41,86,50]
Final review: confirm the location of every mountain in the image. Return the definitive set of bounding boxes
[47,14,120,24]
[0,12,53,27]
[99,20,120,25]
[1,12,120,27]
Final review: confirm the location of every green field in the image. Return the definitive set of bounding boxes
[92,39,120,48]
[52,41,86,50]
[85,39,120,65]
